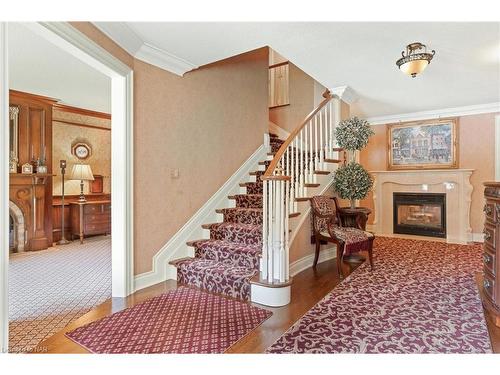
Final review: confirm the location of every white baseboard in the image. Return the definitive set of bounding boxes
[134,144,266,292]
[290,247,337,277]
[470,232,485,243]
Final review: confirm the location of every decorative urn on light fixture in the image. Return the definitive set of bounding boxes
[396,42,435,78]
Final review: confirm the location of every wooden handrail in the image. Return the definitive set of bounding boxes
[262,90,334,181]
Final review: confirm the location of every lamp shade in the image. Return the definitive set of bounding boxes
[70,164,94,181]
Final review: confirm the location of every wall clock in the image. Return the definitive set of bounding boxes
[72,142,92,160]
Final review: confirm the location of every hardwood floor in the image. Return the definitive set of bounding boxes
[32,257,500,354]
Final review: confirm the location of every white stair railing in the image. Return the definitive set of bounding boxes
[261,90,342,284]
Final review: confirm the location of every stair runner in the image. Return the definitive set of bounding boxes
[171,134,285,301]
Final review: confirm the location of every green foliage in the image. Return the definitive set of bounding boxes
[333,162,373,201]
[335,116,374,151]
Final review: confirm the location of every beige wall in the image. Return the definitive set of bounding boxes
[52,111,111,196]
[71,23,269,274]
[359,113,498,233]
[269,63,326,133]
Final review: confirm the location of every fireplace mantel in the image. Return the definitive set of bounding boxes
[370,169,474,244]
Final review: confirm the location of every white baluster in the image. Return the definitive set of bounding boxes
[298,129,304,197]
[319,110,324,170]
[268,180,274,283]
[314,116,319,174]
[334,97,341,157]
[292,137,300,212]
[278,180,285,282]
[329,101,334,159]
[284,179,290,281]
[308,121,314,184]
[261,180,268,280]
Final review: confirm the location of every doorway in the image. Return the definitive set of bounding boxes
[0,22,134,353]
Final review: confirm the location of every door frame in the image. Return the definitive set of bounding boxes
[0,22,135,352]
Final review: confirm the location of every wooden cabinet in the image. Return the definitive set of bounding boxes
[9,90,55,249]
[70,200,111,244]
[482,182,500,327]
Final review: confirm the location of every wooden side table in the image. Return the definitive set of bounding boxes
[70,200,111,244]
[338,207,372,231]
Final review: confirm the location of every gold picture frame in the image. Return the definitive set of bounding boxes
[387,118,458,170]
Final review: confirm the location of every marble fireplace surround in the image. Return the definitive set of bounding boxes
[369,169,474,244]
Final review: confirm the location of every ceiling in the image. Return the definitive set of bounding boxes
[95,22,500,119]
[9,23,111,113]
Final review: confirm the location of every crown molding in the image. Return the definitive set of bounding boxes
[93,22,197,76]
[93,22,143,55]
[330,85,358,105]
[366,102,500,125]
[135,43,197,76]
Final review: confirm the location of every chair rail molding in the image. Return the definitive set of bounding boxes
[134,144,268,292]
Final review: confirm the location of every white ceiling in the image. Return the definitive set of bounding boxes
[9,23,111,113]
[95,22,500,119]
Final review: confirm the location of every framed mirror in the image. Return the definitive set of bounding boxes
[9,105,19,160]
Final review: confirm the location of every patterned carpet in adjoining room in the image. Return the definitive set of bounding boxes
[267,237,492,353]
[9,236,111,353]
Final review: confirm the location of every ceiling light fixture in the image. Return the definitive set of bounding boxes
[396,42,435,78]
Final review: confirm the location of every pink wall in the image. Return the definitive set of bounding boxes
[360,113,498,234]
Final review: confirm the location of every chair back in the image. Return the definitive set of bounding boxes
[310,195,339,234]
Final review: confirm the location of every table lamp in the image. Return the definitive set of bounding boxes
[70,164,94,202]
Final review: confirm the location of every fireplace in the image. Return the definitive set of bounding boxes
[393,193,446,238]
[9,200,26,252]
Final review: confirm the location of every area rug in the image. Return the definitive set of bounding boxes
[9,236,111,353]
[65,286,272,353]
[267,237,492,353]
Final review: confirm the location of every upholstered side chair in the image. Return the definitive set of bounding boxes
[310,195,375,278]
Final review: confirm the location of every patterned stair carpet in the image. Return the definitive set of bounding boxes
[65,286,272,353]
[267,237,492,354]
[172,134,284,301]
[9,236,111,353]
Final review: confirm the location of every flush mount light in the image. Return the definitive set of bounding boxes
[396,42,435,78]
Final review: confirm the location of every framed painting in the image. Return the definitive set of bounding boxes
[387,118,458,170]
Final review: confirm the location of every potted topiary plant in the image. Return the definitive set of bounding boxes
[333,116,374,209]
[333,161,373,209]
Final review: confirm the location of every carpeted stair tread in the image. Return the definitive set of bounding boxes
[240,182,263,194]
[216,207,263,225]
[187,239,261,269]
[175,258,258,300]
[202,222,262,246]
[229,194,263,208]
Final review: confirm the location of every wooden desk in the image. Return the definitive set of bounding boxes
[70,200,111,244]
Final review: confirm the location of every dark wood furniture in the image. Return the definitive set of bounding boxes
[9,90,56,250]
[70,200,111,244]
[9,173,53,250]
[481,182,500,327]
[52,193,111,243]
[310,196,374,278]
[338,206,372,231]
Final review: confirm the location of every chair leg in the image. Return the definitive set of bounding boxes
[313,237,320,268]
[337,244,344,279]
[368,238,374,271]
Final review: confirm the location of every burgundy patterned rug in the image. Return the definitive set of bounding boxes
[267,237,492,354]
[65,287,272,353]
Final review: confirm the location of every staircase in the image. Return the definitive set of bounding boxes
[170,90,343,306]
[170,135,285,300]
